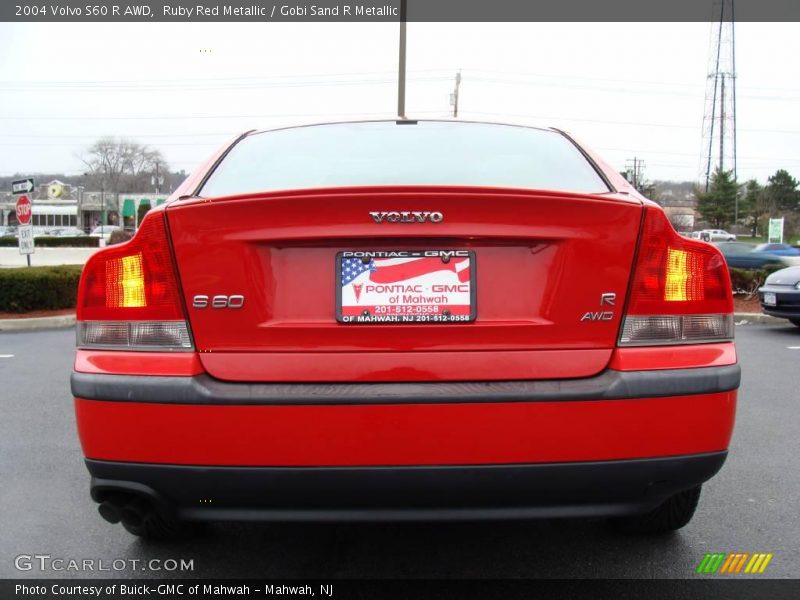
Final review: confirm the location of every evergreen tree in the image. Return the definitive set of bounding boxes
[696,168,738,228]
[741,179,764,236]
[764,169,799,213]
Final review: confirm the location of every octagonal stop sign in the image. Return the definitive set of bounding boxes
[16,194,32,226]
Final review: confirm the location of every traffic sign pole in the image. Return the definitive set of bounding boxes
[11,178,35,266]
[15,194,34,266]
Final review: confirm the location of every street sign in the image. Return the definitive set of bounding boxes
[15,195,34,259]
[18,224,34,256]
[15,195,32,225]
[768,217,784,244]
[11,177,35,195]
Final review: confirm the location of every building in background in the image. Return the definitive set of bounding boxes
[653,181,699,232]
[120,194,168,231]
[1,181,167,233]
[1,180,80,232]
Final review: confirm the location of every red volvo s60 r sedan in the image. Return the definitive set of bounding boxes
[71,120,738,538]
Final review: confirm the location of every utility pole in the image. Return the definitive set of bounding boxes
[625,157,645,190]
[396,0,407,119]
[450,70,462,117]
[77,185,84,232]
[719,77,725,172]
[154,161,160,194]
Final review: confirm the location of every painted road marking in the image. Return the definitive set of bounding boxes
[788,347,800,350]
[0,354,14,358]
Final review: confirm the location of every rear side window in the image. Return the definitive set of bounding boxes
[200,121,610,197]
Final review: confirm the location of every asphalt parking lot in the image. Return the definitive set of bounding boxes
[0,324,798,579]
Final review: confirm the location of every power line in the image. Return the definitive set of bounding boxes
[460,109,800,135]
[0,132,232,139]
[0,109,445,121]
[5,67,798,97]
[461,74,800,102]
[0,72,451,93]
[0,68,452,86]
[461,67,800,95]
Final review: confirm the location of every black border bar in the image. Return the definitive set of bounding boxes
[2,579,799,600]
[3,0,800,23]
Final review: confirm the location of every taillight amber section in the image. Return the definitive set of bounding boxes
[664,248,704,302]
[105,253,146,308]
[77,212,186,322]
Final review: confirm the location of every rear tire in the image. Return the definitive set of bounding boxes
[612,486,702,534]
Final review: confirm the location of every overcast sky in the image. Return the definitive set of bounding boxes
[0,21,798,184]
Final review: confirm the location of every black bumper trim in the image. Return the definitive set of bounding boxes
[71,364,740,405]
[761,307,800,319]
[86,452,727,521]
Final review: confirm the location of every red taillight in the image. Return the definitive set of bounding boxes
[619,207,733,346]
[76,212,193,351]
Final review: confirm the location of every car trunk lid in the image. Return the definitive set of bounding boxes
[166,186,643,381]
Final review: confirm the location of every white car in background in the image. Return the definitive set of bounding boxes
[89,225,123,243]
[697,229,736,242]
[52,227,88,237]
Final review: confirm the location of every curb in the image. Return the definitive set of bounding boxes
[733,312,788,325]
[0,312,789,333]
[0,314,76,332]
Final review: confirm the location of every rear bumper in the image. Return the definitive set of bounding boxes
[87,452,728,522]
[75,364,738,520]
[73,365,739,467]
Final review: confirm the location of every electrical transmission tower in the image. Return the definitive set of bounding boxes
[700,0,737,192]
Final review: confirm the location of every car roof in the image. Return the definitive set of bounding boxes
[249,118,557,138]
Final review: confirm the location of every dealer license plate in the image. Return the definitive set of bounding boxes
[336,250,476,324]
[763,292,777,306]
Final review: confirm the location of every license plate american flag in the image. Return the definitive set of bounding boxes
[337,250,475,324]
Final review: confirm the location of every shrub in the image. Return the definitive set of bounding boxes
[729,264,784,298]
[0,236,98,248]
[0,265,83,313]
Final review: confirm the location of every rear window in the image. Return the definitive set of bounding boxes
[200,121,610,197]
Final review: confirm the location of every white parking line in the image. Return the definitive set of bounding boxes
[0,354,14,358]
[788,347,800,350]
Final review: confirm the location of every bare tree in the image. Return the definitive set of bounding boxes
[78,137,167,193]
[668,212,694,232]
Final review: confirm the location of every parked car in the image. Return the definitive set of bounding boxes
[758,266,800,327]
[698,229,736,242]
[32,226,57,237]
[714,241,787,269]
[52,227,88,237]
[72,120,739,538]
[0,225,17,237]
[753,243,800,257]
[89,225,123,242]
